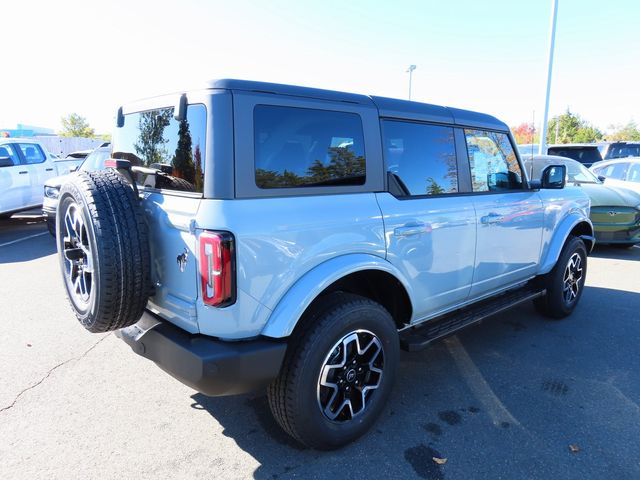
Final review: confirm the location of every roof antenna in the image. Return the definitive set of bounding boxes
[530,110,535,179]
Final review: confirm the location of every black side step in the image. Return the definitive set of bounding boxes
[399,285,545,352]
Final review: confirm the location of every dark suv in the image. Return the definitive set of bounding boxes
[547,144,603,167]
[599,142,640,160]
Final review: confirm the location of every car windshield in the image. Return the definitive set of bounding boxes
[566,161,599,184]
[79,149,111,172]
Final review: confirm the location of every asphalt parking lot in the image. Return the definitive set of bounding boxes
[0,213,639,480]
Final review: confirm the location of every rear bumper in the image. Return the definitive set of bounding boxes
[115,311,287,396]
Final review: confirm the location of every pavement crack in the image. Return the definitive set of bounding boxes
[0,334,109,414]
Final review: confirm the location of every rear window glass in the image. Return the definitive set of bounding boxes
[547,147,602,165]
[254,105,366,189]
[112,104,206,193]
[606,144,640,159]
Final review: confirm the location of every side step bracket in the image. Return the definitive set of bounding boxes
[399,286,545,352]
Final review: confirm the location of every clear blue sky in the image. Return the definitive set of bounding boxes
[2,0,638,134]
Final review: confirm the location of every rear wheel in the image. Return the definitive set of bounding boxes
[534,236,587,319]
[268,293,399,450]
[56,170,151,333]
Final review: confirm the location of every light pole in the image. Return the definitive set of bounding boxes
[406,65,416,100]
[539,0,559,155]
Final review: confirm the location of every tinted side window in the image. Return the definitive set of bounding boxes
[254,105,365,189]
[465,130,523,192]
[597,162,629,180]
[0,144,21,166]
[382,120,457,196]
[112,104,207,193]
[626,164,640,183]
[19,143,46,164]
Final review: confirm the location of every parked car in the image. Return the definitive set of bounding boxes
[0,138,58,218]
[546,144,603,167]
[526,155,640,248]
[517,143,539,159]
[43,146,112,234]
[599,141,640,160]
[53,149,93,176]
[55,79,593,449]
[590,158,640,195]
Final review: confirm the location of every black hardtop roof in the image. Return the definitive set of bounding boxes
[208,79,508,131]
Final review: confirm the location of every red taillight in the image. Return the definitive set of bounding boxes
[199,231,235,307]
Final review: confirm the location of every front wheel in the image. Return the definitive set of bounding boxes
[534,235,587,319]
[268,293,399,449]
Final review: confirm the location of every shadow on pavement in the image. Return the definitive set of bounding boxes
[187,283,640,479]
[0,214,56,263]
[591,244,640,261]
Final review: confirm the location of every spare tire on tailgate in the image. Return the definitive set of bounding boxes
[56,170,151,333]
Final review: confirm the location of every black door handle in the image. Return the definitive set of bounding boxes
[46,168,54,171]
[19,171,28,174]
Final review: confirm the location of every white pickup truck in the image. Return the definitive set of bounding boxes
[0,138,59,217]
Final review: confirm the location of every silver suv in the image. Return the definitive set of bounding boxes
[55,80,594,449]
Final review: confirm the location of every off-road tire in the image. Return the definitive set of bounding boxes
[56,170,151,333]
[155,174,195,192]
[534,235,587,319]
[268,293,399,450]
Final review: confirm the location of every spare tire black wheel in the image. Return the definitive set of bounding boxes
[56,170,151,333]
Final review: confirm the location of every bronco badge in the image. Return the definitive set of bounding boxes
[177,248,189,272]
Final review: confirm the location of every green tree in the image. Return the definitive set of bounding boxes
[426,177,445,195]
[134,109,172,165]
[607,121,640,141]
[60,113,95,138]
[548,110,603,144]
[193,144,203,192]
[172,119,195,181]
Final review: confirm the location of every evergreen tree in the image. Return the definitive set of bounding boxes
[172,119,195,181]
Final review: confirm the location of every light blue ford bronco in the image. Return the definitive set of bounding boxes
[56,80,593,449]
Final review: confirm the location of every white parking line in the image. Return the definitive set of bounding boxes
[445,335,522,428]
[0,232,49,248]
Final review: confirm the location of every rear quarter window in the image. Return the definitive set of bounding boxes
[253,105,366,189]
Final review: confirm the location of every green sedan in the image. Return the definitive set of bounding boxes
[525,155,640,248]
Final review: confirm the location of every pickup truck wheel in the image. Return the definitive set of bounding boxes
[268,293,399,450]
[534,236,587,319]
[56,170,151,333]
